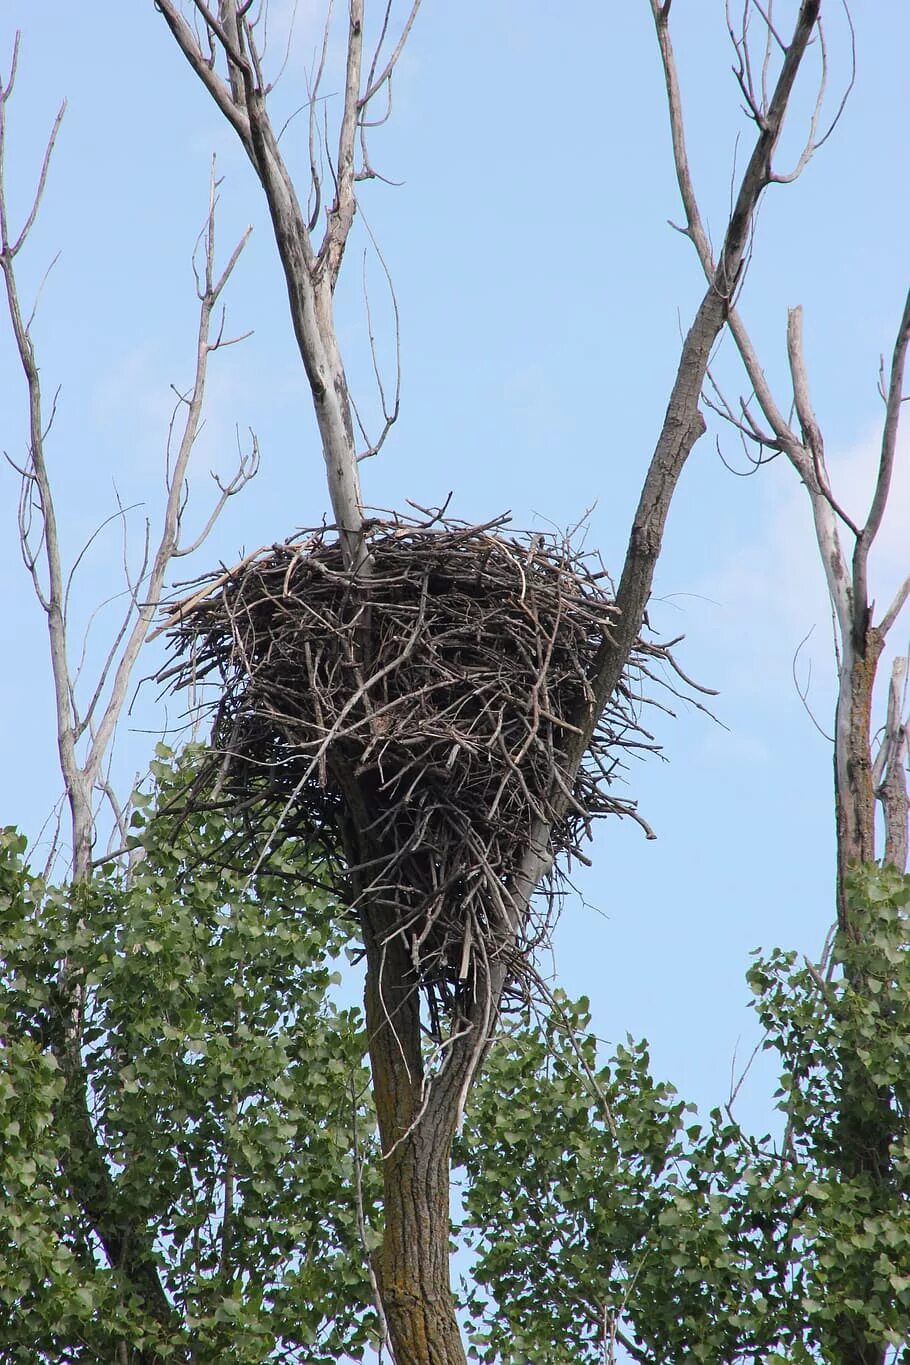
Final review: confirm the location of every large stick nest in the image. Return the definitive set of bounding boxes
[160,513,678,1024]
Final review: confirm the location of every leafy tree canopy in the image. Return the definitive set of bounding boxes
[458,865,910,1365]
[0,746,380,1364]
[2,749,909,1364]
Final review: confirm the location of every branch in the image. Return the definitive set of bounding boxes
[768,10,827,183]
[874,654,909,873]
[359,0,422,107]
[304,5,332,233]
[507,0,825,921]
[318,0,363,286]
[656,2,857,645]
[792,626,834,742]
[155,0,253,147]
[878,573,910,640]
[71,515,150,743]
[853,285,910,643]
[47,1004,178,1331]
[83,162,252,787]
[157,0,373,569]
[0,48,86,864]
[173,430,259,558]
[354,211,401,460]
[2,84,251,872]
[653,0,714,274]
[786,306,861,537]
[10,106,66,258]
[602,0,823,702]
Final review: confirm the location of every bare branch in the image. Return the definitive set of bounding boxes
[62,503,143,634]
[652,2,715,273]
[0,57,85,864]
[98,771,130,857]
[355,210,401,460]
[0,30,19,101]
[726,307,799,449]
[157,0,376,569]
[752,0,788,57]
[769,13,827,183]
[83,163,252,787]
[878,573,910,640]
[72,514,152,744]
[155,1,253,146]
[872,654,906,789]
[174,431,259,557]
[359,0,422,108]
[874,654,909,873]
[262,0,299,95]
[318,0,363,285]
[786,306,861,537]
[656,1,857,648]
[9,102,66,255]
[853,285,910,635]
[24,247,61,333]
[212,222,253,298]
[718,304,856,644]
[812,0,856,154]
[792,627,835,742]
[506,0,827,927]
[305,3,333,231]
[704,363,785,468]
[2,90,251,873]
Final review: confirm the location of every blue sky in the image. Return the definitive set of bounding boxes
[1,1,908,1143]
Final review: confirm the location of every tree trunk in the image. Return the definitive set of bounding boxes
[830,621,891,1365]
[359,910,469,1365]
[834,624,884,935]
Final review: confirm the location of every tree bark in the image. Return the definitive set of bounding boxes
[830,626,892,1365]
[834,626,884,934]
[877,658,909,873]
[360,916,469,1365]
[344,769,505,1365]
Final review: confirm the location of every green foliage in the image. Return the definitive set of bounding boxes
[458,866,910,1364]
[747,863,910,1363]
[0,746,379,1364]
[4,737,909,1365]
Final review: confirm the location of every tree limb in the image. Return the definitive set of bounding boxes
[657,2,858,650]
[853,285,910,644]
[786,306,861,537]
[157,0,373,569]
[82,162,252,833]
[319,0,363,287]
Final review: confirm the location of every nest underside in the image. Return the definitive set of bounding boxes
[162,514,674,1022]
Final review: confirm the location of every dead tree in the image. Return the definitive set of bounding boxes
[0,36,255,1349]
[154,0,410,575]
[153,4,836,1362]
[652,4,909,1362]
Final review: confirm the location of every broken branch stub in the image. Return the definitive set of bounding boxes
[161,513,678,1027]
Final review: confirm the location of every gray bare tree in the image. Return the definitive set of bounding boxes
[653,5,908,1359]
[1,33,256,1342]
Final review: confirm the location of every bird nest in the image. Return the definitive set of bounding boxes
[160,512,679,1026]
